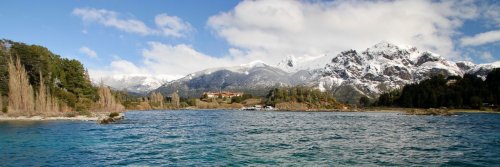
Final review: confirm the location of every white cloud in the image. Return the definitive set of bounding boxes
[208,0,478,62]
[91,0,487,84]
[79,46,97,58]
[89,42,250,82]
[481,2,500,28]
[141,42,248,76]
[460,30,500,46]
[155,14,194,38]
[109,59,146,74]
[72,8,193,38]
[480,51,494,62]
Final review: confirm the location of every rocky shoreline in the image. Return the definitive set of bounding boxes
[0,115,98,121]
[0,112,125,123]
[97,113,125,124]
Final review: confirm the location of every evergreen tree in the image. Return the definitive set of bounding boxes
[376,70,500,109]
[359,96,370,107]
[486,68,500,106]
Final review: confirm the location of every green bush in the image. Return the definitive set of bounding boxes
[109,112,119,117]
[75,98,93,111]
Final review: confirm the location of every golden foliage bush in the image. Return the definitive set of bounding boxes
[97,83,125,113]
[149,92,164,109]
[35,72,65,117]
[275,102,308,111]
[195,99,219,109]
[7,57,35,116]
[242,98,262,106]
[220,103,244,109]
[171,91,180,108]
[0,92,3,113]
[6,57,74,117]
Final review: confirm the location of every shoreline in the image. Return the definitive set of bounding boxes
[358,107,500,114]
[1,108,497,122]
[129,108,499,113]
[0,115,99,121]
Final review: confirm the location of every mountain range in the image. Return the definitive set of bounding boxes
[101,42,500,103]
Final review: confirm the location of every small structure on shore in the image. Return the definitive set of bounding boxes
[241,105,275,111]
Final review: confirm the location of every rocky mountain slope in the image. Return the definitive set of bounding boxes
[149,42,498,103]
[307,42,465,103]
[156,61,292,98]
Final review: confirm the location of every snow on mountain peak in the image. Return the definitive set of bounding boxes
[277,55,297,67]
[276,54,331,73]
[309,41,467,102]
[107,41,498,103]
[369,41,400,52]
[276,55,298,72]
[241,60,267,68]
[94,74,172,93]
[489,61,500,67]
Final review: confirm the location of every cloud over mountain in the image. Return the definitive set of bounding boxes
[73,8,193,38]
[208,0,478,62]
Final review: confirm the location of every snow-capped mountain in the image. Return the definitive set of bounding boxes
[465,61,500,80]
[95,75,170,93]
[153,41,499,103]
[308,42,465,103]
[156,61,292,97]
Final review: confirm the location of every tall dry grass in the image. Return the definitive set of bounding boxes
[194,99,219,109]
[150,92,164,109]
[275,102,309,111]
[7,56,35,116]
[171,91,180,108]
[97,82,125,112]
[35,72,66,116]
[7,57,72,117]
[0,91,3,112]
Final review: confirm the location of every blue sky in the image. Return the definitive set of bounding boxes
[0,0,499,80]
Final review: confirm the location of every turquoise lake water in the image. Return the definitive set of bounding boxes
[1,110,499,166]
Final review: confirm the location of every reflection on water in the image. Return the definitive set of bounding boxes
[1,110,499,166]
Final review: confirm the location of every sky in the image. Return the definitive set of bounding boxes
[0,0,499,81]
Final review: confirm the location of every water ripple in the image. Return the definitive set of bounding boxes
[1,110,499,166]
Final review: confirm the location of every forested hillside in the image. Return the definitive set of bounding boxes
[0,39,123,116]
[265,86,345,110]
[375,68,500,110]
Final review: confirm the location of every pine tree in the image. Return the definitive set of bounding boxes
[359,96,370,107]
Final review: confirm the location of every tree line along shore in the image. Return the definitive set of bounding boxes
[1,39,499,119]
[1,40,123,119]
[368,69,500,114]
